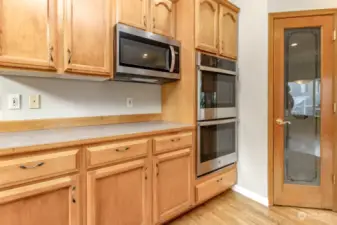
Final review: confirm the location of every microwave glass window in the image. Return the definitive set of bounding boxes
[200,122,236,163]
[200,72,236,109]
[120,38,169,71]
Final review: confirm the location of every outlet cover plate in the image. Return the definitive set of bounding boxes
[8,94,21,110]
[29,95,41,109]
[126,98,133,108]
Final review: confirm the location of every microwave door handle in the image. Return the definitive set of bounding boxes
[169,45,175,72]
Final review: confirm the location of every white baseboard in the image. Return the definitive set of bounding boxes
[232,185,269,207]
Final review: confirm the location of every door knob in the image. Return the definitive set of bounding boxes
[276,118,291,125]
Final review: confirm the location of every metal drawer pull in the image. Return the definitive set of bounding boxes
[170,138,181,142]
[20,162,45,170]
[156,163,159,176]
[72,186,76,203]
[115,147,130,152]
[217,178,223,183]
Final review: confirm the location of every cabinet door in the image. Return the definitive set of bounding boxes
[195,0,219,54]
[219,4,238,59]
[64,0,111,75]
[153,148,192,224]
[0,175,79,225]
[87,159,150,225]
[0,0,57,71]
[151,0,175,38]
[116,0,148,30]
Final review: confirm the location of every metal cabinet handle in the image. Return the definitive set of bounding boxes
[144,15,147,27]
[67,49,72,64]
[156,163,159,176]
[115,147,129,152]
[276,118,291,125]
[49,46,54,62]
[71,186,76,203]
[144,166,148,180]
[171,138,181,142]
[153,18,156,29]
[20,162,45,169]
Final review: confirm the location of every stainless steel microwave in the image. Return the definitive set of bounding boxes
[114,23,181,84]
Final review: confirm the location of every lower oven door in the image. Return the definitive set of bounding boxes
[197,119,237,177]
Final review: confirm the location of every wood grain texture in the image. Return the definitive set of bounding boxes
[116,0,148,30]
[196,167,236,204]
[0,0,58,70]
[151,0,176,38]
[334,12,337,212]
[195,0,219,54]
[0,175,79,225]
[0,148,79,188]
[63,0,112,76]
[162,0,196,125]
[153,148,193,224]
[87,159,150,225]
[170,191,337,225]
[153,132,193,155]
[273,15,334,209]
[0,113,162,132]
[87,138,150,168]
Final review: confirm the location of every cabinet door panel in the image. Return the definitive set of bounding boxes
[219,4,238,59]
[87,159,150,225]
[151,0,175,38]
[117,0,148,30]
[0,0,57,70]
[64,0,111,75]
[195,0,218,53]
[153,148,192,224]
[0,175,79,225]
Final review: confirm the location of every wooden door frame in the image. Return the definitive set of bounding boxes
[268,8,337,207]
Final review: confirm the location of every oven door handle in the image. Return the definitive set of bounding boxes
[169,45,175,72]
[198,65,237,76]
[198,119,237,126]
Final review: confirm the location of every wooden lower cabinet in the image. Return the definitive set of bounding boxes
[87,158,150,225]
[0,175,80,225]
[153,148,192,224]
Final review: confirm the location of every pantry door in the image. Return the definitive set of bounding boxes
[273,15,334,209]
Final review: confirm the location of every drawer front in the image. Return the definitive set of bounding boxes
[153,132,193,154]
[0,149,79,187]
[87,139,150,167]
[196,168,236,203]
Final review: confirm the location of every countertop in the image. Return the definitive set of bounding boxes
[0,121,194,154]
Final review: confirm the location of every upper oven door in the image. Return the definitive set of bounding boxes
[198,68,237,120]
[116,24,180,78]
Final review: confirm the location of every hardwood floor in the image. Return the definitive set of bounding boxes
[169,191,337,225]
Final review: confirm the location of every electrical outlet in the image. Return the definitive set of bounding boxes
[8,94,21,110]
[126,98,133,108]
[29,95,41,109]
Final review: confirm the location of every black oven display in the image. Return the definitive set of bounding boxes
[199,121,236,163]
[200,72,236,109]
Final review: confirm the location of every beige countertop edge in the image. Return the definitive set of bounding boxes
[0,125,195,156]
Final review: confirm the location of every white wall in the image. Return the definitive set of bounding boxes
[229,0,337,201]
[0,76,161,121]
[269,0,337,12]
[229,0,269,199]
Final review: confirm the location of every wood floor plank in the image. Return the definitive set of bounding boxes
[169,191,337,225]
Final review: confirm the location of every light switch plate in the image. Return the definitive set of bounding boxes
[8,94,21,110]
[126,98,133,108]
[29,95,41,109]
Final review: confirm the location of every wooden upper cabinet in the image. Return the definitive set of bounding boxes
[219,3,239,59]
[151,0,176,38]
[63,0,111,76]
[195,0,219,54]
[117,0,148,30]
[87,159,150,225]
[0,0,57,71]
[153,148,192,224]
[0,175,79,225]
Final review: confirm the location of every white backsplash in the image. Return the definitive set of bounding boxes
[0,76,161,121]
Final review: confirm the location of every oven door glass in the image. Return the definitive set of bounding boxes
[119,33,170,72]
[199,120,236,163]
[200,72,236,109]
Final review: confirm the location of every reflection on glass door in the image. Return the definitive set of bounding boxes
[284,28,321,185]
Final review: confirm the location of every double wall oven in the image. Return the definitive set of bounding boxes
[197,52,238,177]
